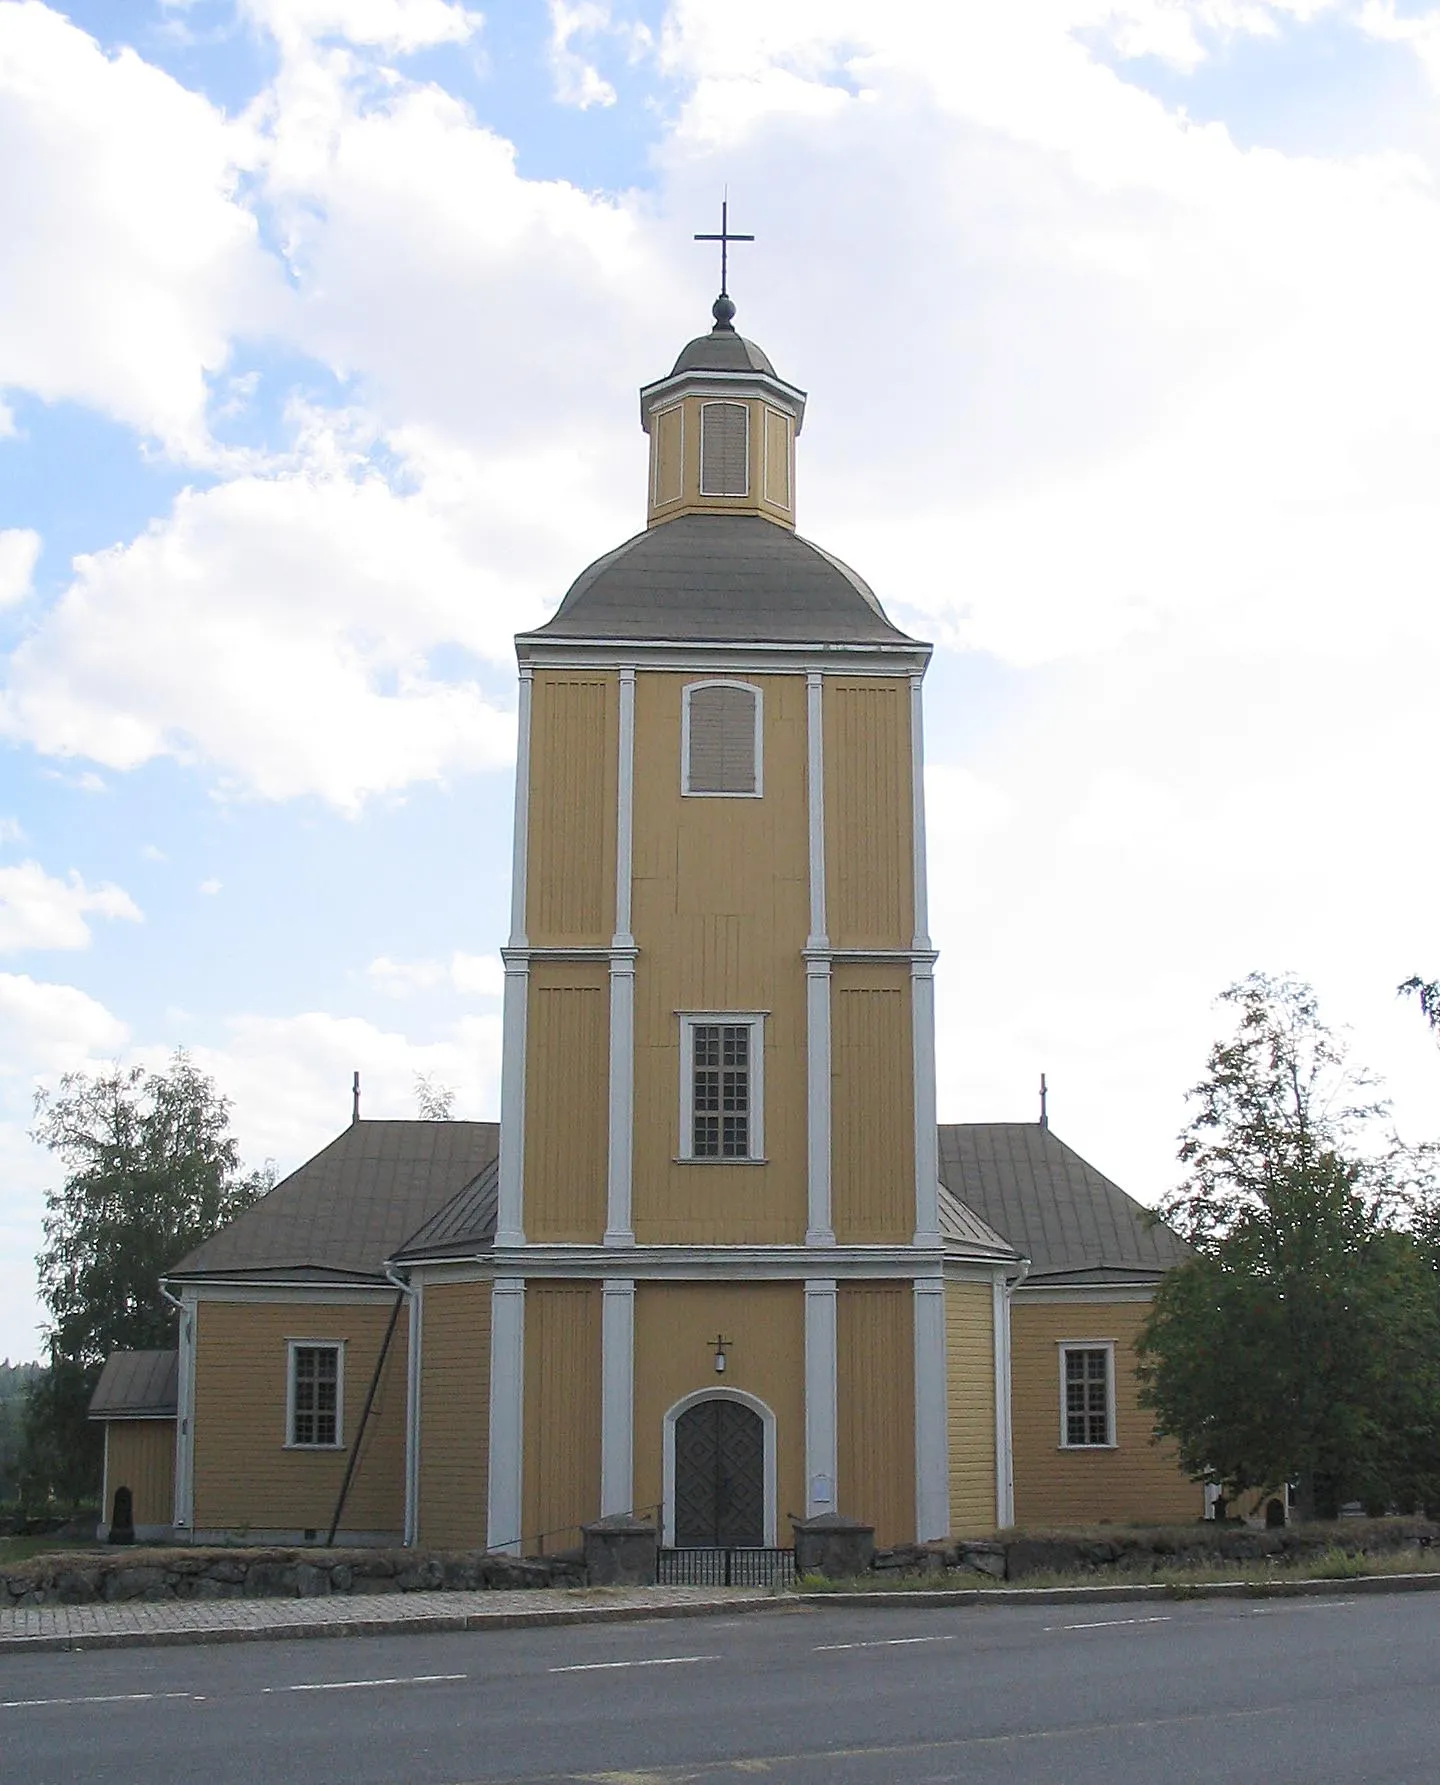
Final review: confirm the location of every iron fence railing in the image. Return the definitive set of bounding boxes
[658,1546,796,1588]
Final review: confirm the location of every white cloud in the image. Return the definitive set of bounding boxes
[0,2,281,456]
[365,949,504,997]
[237,0,480,54]
[0,529,40,606]
[181,1006,501,1170]
[548,1,619,108]
[198,878,222,895]
[0,417,524,810]
[0,860,141,953]
[0,971,128,1074]
[140,843,167,862]
[0,818,23,846]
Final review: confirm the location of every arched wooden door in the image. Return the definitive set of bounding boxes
[673,1398,765,1546]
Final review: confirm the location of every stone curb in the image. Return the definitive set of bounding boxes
[5,1570,1438,1657]
[0,1592,788,1657]
[792,1571,1440,1610]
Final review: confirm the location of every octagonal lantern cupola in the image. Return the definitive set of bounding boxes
[640,292,807,531]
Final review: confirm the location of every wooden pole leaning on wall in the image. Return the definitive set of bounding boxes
[326,1288,406,1547]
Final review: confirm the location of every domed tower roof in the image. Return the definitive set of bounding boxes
[670,294,777,377]
[526,513,916,647]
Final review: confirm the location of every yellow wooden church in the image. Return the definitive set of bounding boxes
[91,290,1201,1552]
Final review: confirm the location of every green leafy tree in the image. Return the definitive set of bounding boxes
[1137,973,1440,1520]
[1400,975,1440,1034]
[24,1052,271,1504]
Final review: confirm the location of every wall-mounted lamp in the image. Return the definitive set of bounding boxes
[711,1333,733,1375]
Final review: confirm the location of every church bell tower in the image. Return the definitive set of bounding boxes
[486,240,1011,1554]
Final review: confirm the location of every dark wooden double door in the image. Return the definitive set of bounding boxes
[673,1398,765,1546]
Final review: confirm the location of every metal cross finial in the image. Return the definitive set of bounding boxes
[694,197,754,299]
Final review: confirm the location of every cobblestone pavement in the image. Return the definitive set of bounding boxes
[0,1584,780,1654]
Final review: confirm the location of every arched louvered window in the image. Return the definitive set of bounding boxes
[683,681,762,797]
[700,401,749,497]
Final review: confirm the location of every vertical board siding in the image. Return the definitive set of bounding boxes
[1010,1300,1202,1527]
[418,1280,491,1549]
[763,408,791,509]
[631,672,808,1245]
[831,964,914,1243]
[525,963,609,1242]
[632,1281,804,1537]
[192,1300,406,1535]
[522,1282,602,1551]
[652,405,683,508]
[824,679,913,948]
[526,674,616,944]
[105,1421,175,1527]
[945,1281,997,1534]
[837,1283,915,1546]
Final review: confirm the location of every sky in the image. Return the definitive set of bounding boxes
[2,0,1439,1361]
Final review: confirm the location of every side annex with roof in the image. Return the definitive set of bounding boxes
[95,294,1201,1551]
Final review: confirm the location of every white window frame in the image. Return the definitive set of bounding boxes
[678,1012,766,1163]
[1057,1340,1116,1450]
[680,679,764,799]
[285,1339,346,1450]
[699,399,750,497]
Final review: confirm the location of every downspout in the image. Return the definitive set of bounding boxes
[326,1288,405,1547]
[385,1262,421,1547]
[996,1256,1030,1530]
[158,1279,194,1538]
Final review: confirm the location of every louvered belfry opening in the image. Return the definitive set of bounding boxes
[686,682,758,794]
[699,401,749,496]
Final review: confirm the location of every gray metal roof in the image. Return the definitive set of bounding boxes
[525,515,920,648]
[937,1123,1189,1284]
[393,1155,499,1261]
[938,1183,1020,1260]
[88,1350,178,1420]
[168,1120,499,1283]
[670,327,777,377]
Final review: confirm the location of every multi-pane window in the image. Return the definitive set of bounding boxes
[692,1023,750,1158]
[680,1015,764,1161]
[683,681,761,796]
[700,401,749,496]
[289,1343,342,1447]
[1062,1346,1112,1448]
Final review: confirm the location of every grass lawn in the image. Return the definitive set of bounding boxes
[0,1532,103,1567]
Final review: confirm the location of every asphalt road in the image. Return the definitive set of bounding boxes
[2,1592,1438,1784]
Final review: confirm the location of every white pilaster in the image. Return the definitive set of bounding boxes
[911,961,941,1249]
[909,672,930,952]
[913,1274,950,1542]
[600,1278,636,1514]
[805,671,835,1247]
[993,1275,1015,1529]
[909,672,941,1249]
[497,669,534,1250]
[606,668,637,1247]
[172,1291,196,1532]
[487,1276,526,1554]
[804,1278,838,1516]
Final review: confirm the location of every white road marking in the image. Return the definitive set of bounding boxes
[2,1690,193,1710]
[549,1654,719,1674]
[262,1673,467,1694]
[814,1636,959,1652]
[1044,1616,1173,1632]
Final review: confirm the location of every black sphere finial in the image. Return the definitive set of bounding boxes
[712,292,737,331]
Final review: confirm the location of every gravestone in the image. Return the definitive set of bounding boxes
[109,1485,135,1545]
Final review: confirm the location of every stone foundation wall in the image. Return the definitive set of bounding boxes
[2,1545,583,1608]
[872,1517,1440,1582]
